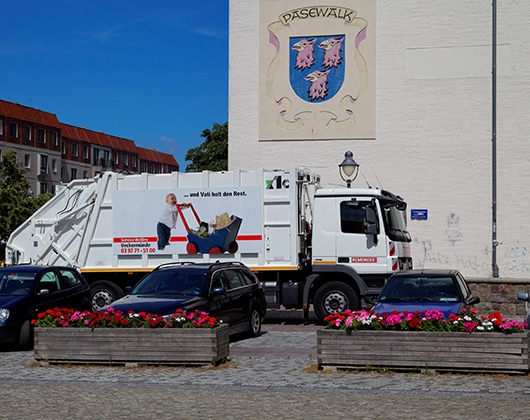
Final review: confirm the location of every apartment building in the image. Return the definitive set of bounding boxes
[0,100,179,195]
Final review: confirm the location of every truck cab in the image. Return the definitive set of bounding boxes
[308,187,412,319]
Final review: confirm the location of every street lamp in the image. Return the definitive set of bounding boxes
[338,151,359,188]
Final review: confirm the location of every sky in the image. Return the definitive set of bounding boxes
[1,1,228,171]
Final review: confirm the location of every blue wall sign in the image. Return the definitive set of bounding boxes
[411,209,428,220]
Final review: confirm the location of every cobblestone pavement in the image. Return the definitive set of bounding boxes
[1,310,530,419]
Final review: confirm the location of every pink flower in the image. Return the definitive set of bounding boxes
[463,321,478,333]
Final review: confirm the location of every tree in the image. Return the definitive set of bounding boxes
[184,122,228,172]
[0,151,52,241]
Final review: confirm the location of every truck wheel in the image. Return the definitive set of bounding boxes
[91,281,125,311]
[247,306,262,338]
[313,281,359,322]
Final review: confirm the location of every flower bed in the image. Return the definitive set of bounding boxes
[33,308,229,366]
[317,309,529,374]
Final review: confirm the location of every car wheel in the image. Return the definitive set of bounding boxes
[18,320,32,350]
[247,307,262,338]
[91,281,125,311]
[313,281,359,323]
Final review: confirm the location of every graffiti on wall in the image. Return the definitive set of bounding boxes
[414,212,530,277]
[259,1,376,141]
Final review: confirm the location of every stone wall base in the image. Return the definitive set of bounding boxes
[467,278,530,318]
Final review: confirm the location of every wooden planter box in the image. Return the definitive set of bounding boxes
[317,329,530,374]
[34,324,229,366]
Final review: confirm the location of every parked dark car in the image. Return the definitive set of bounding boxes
[372,269,480,317]
[0,265,92,349]
[108,261,267,337]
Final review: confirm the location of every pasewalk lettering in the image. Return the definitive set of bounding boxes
[279,6,356,26]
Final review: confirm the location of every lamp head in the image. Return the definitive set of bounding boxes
[338,151,359,187]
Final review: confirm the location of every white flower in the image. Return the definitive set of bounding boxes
[463,316,472,321]
[477,326,484,331]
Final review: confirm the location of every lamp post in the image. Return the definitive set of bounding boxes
[492,0,499,277]
[338,151,359,188]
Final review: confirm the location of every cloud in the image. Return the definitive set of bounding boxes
[157,136,177,153]
[78,19,147,43]
[190,26,227,40]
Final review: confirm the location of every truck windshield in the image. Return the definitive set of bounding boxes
[382,205,411,243]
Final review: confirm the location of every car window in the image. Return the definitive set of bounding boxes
[211,271,227,290]
[59,269,81,289]
[0,271,36,296]
[223,269,244,290]
[238,270,257,286]
[38,271,61,293]
[455,272,471,299]
[380,275,459,302]
[131,269,208,296]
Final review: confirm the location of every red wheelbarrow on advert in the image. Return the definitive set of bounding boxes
[175,203,242,254]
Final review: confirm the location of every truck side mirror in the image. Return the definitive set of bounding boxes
[365,205,378,243]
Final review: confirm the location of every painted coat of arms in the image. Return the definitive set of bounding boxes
[259,2,376,141]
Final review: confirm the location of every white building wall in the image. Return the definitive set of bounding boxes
[229,0,530,279]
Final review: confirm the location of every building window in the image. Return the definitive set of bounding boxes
[71,143,78,157]
[93,147,100,165]
[122,154,128,166]
[51,159,57,173]
[40,154,48,174]
[38,128,46,144]
[113,152,119,165]
[83,145,88,159]
[103,150,110,167]
[51,185,56,195]
[131,155,137,167]
[155,164,161,174]
[83,170,88,179]
[61,140,66,155]
[71,168,77,180]
[39,182,48,194]
[52,132,58,146]
[25,126,32,141]
[24,154,31,169]
[9,122,18,138]
[61,166,65,181]
[141,162,147,172]
[150,164,154,173]
[0,119,3,135]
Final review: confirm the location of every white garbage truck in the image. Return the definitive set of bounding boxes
[6,167,412,321]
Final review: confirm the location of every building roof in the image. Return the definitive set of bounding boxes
[0,100,61,129]
[60,123,137,153]
[137,147,178,167]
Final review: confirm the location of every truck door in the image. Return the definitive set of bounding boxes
[335,199,387,273]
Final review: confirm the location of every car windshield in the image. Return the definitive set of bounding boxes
[0,271,36,296]
[130,269,209,297]
[379,276,460,303]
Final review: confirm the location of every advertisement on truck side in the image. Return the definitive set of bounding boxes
[112,186,263,255]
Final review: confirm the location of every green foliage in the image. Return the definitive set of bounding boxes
[0,151,52,241]
[184,122,228,172]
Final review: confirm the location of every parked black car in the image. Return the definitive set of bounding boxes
[108,261,267,337]
[0,265,92,349]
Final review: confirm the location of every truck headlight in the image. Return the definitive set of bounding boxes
[0,308,10,322]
